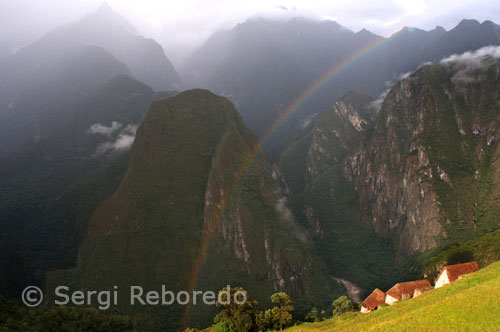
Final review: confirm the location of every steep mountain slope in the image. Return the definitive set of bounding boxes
[181,18,384,159]
[277,92,404,294]
[4,3,180,91]
[347,26,446,96]
[0,75,175,286]
[47,90,340,331]
[287,260,500,332]
[278,91,374,196]
[0,3,181,156]
[0,45,131,156]
[346,49,500,256]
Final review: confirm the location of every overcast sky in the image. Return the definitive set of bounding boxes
[1,0,499,65]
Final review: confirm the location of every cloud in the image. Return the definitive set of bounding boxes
[299,113,318,129]
[370,45,500,111]
[88,121,122,136]
[93,124,139,155]
[275,196,294,222]
[369,88,390,112]
[2,0,499,68]
[441,45,500,65]
[369,69,416,111]
[441,45,500,83]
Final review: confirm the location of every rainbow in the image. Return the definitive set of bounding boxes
[181,27,412,328]
[260,27,411,146]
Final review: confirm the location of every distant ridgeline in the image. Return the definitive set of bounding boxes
[181,18,500,160]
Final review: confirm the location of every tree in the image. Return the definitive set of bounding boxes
[332,296,359,317]
[212,318,236,332]
[214,287,257,332]
[270,292,294,312]
[256,292,294,331]
[305,307,320,322]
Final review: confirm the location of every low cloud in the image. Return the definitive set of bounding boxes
[370,46,500,110]
[275,196,294,223]
[369,87,390,112]
[369,64,432,111]
[89,123,139,155]
[299,113,318,130]
[441,45,500,66]
[441,45,500,84]
[88,121,122,136]
[369,72,408,111]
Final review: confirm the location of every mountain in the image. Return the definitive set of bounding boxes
[181,18,500,159]
[0,75,176,286]
[46,90,341,331]
[0,45,132,156]
[0,3,181,156]
[345,25,447,96]
[9,3,180,91]
[277,47,500,296]
[423,19,500,62]
[346,49,500,258]
[181,18,385,159]
[277,91,406,293]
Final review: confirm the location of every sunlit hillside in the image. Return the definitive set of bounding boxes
[287,260,500,332]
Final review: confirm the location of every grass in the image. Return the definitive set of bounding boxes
[286,260,500,332]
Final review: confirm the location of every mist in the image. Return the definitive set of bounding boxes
[1,0,499,67]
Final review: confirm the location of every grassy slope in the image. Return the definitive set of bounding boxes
[287,260,500,332]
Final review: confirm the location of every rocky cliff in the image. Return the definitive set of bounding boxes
[346,50,500,255]
[278,91,402,293]
[278,50,500,293]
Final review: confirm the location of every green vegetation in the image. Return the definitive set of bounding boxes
[185,288,295,332]
[304,308,328,323]
[0,296,134,332]
[278,91,409,294]
[287,260,500,332]
[0,75,171,295]
[256,292,294,331]
[395,62,500,279]
[420,229,500,280]
[47,90,339,331]
[214,288,258,332]
[331,296,359,317]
